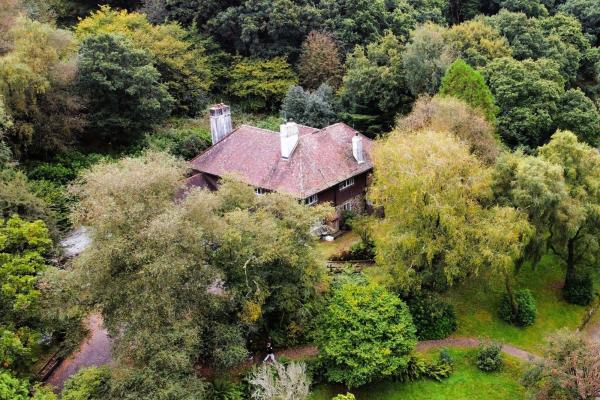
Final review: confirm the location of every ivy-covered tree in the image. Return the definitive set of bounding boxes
[314,283,417,388]
[439,58,499,123]
[228,57,297,112]
[77,33,174,145]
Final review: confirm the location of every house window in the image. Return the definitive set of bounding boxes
[339,177,355,190]
[306,194,318,205]
[255,187,266,195]
[341,201,353,212]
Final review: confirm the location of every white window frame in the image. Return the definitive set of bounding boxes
[339,177,355,190]
[306,194,318,205]
[341,201,353,212]
[254,187,266,195]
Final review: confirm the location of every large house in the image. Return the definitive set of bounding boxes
[187,104,374,229]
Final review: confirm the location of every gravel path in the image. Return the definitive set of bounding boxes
[417,338,540,362]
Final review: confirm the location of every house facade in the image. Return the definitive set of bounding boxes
[186,104,374,228]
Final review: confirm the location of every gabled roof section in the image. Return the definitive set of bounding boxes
[189,122,374,198]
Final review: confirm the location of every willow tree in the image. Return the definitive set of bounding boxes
[369,129,532,308]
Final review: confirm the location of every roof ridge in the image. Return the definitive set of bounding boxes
[239,124,279,135]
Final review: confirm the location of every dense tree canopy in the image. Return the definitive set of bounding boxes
[77,33,173,144]
[314,283,417,388]
[67,151,331,395]
[281,84,337,128]
[298,31,343,90]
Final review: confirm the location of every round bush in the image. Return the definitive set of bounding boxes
[407,292,458,340]
[563,272,594,306]
[476,342,503,372]
[498,289,537,327]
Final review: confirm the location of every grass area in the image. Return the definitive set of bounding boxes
[309,348,526,400]
[443,254,588,354]
[316,231,361,261]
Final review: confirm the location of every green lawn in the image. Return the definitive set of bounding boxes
[309,349,526,400]
[443,254,588,354]
[316,231,361,261]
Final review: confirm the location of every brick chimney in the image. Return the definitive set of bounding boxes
[280,121,299,159]
[352,133,364,164]
[210,104,233,145]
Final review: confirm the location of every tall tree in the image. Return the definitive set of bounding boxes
[76,33,173,145]
[75,6,213,116]
[0,16,83,158]
[298,31,343,90]
[538,130,600,303]
[369,128,532,294]
[439,58,499,123]
[403,23,456,96]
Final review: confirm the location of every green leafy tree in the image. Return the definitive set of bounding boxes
[404,23,456,96]
[339,33,412,134]
[369,129,532,298]
[77,33,174,145]
[445,18,512,68]
[75,6,213,115]
[298,31,343,90]
[0,215,52,372]
[228,57,297,112]
[67,152,331,395]
[61,366,111,400]
[538,131,600,303]
[281,84,337,128]
[556,88,600,146]
[0,16,83,158]
[314,283,417,388]
[484,57,563,149]
[439,58,499,123]
[559,0,600,46]
[498,0,549,17]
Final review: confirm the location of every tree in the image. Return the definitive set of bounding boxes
[445,18,512,68]
[0,16,83,158]
[559,0,600,46]
[523,330,600,399]
[228,57,297,112]
[61,366,111,400]
[339,33,412,135]
[0,98,12,164]
[314,283,417,388]
[439,58,499,123]
[404,23,456,96]
[67,152,331,395]
[298,31,343,90]
[0,215,52,372]
[281,84,337,128]
[369,129,532,297]
[249,362,311,400]
[75,6,213,116]
[556,89,600,146]
[484,57,563,149]
[538,131,600,303]
[77,33,173,145]
[396,96,500,165]
[498,0,549,17]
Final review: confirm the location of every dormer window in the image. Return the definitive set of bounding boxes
[339,177,355,190]
[255,187,266,195]
[306,194,318,205]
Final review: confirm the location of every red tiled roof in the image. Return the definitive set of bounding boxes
[189,123,373,198]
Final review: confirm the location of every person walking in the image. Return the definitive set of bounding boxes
[263,341,275,363]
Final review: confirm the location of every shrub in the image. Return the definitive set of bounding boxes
[439,348,454,366]
[476,342,503,372]
[563,272,594,306]
[395,355,453,382]
[145,127,211,160]
[407,293,458,340]
[61,366,111,400]
[249,361,311,400]
[210,380,243,400]
[332,394,355,400]
[498,289,537,327]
